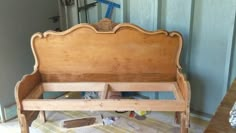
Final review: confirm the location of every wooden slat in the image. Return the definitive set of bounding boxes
[22,99,186,111]
[109,82,175,91]
[101,84,109,99]
[173,83,184,101]
[174,88,184,101]
[63,117,96,128]
[41,73,176,82]
[43,82,106,92]
[42,82,176,92]
[176,70,190,101]
[26,85,43,99]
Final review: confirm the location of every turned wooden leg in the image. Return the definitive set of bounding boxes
[39,94,46,123]
[180,112,188,133]
[39,111,46,123]
[175,112,180,124]
[19,114,29,133]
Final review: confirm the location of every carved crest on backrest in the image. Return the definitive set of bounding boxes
[91,18,118,31]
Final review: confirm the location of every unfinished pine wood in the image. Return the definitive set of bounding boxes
[108,82,176,92]
[19,114,29,133]
[177,69,191,129]
[39,111,46,123]
[91,18,118,31]
[101,84,109,99]
[41,73,177,82]
[43,82,106,92]
[32,21,182,82]
[205,79,236,133]
[42,82,176,92]
[174,85,184,101]
[22,99,186,111]
[63,117,96,128]
[15,70,41,109]
[15,70,42,133]
[25,85,43,99]
[15,19,190,133]
[181,112,188,133]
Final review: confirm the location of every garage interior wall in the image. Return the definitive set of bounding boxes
[0,0,59,122]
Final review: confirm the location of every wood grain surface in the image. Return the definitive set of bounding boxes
[205,80,236,133]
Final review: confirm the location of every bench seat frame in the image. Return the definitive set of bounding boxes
[15,19,191,133]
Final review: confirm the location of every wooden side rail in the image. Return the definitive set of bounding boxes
[42,82,177,92]
[101,84,109,99]
[15,70,42,133]
[23,82,186,111]
[177,70,191,131]
[22,99,186,111]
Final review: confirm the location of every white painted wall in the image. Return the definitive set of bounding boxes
[0,0,59,121]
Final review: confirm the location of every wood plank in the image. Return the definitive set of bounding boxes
[176,70,190,102]
[22,99,186,111]
[180,112,188,133]
[42,82,176,92]
[32,20,182,82]
[15,70,42,132]
[63,117,96,128]
[26,85,43,99]
[23,111,39,126]
[39,111,46,123]
[15,70,41,106]
[43,82,106,92]
[205,80,236,133]
[174,87,184,101]
[101,84,109,99]
[41,73,176,82]
[108,82,175,92]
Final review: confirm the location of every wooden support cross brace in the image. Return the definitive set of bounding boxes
[101,84,109,99]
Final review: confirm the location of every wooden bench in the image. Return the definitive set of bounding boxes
[15,19,191,133]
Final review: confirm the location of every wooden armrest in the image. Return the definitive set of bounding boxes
[177,69,191,128]
[15,70,41,111]
[177,70,191,103]
[15,70,42,126]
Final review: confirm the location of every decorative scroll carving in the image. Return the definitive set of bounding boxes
[91,18,118,31]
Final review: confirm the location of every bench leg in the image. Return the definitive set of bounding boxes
[19,114,29,133]
[180,112,188,133]
[175,112,180,124]
[39,94,46,123]
[39,111,46,123]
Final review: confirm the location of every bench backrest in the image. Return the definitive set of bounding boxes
[31,19,183,82]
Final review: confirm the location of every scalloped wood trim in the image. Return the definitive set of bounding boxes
[31,19,183,72]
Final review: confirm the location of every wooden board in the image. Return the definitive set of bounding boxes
[42,82,176,92]
[205,80,236,133]
[63,117,96,128]
[31,20,182,82]
[22,99,186,111]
